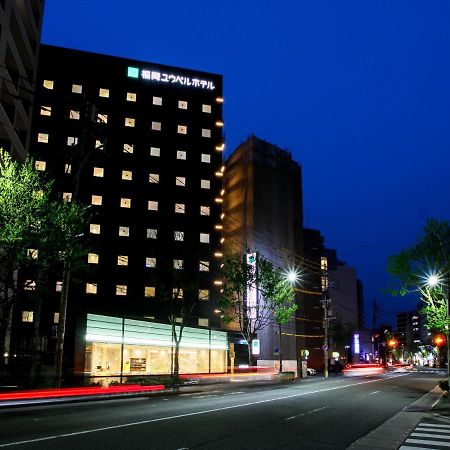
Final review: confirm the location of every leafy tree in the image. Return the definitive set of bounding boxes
[220,250,297,366]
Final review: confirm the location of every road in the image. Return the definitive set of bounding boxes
[0,370,442,450]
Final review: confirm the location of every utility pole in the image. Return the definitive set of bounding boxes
[321,256,332,378]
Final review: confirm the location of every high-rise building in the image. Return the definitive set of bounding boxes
[0,0,44,161]
[15,45,228,380]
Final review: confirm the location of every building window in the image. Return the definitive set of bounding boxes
[199,261,209,272]
[35,160,46,171]
[123,143,134,154]
[176,150,186,160]
[27,249,38,260]
[72,84,82,94]
[174,259,184,270]
[148,201,158,211]
[122,170,132,181]
[144,286,156,297]
[150,147,161,157]
[91,195,103,206]
[147,228,157,239]
[126,92,137,102]
[90,224,101,234]
[117,255,128,266]
[64,164,72,174]
[56,281,62,292]
[178,100,188,110]
[67,136,78,146]
[22,311,34,322]
[152,96,162,106]
[200,233,210,243]
[200,206,210,216]
[99,88,110,98]
[119,226,130,237]
[86,283,97,294]
[43,80,54,90]
[149,173,159,183]
[202,129,211,138]
[40,106,51,116]
[97,113,108,124]
[173,288,183,299]
[146,257,156,268]
[93,167,104,177]
[175,203,185,214]
[175,176,186,186]
[200,179,210,189]
[95,140,103,149]
[202,104,211,113]
[70,110,80,120]
[199,289,209,300]
[174,231,184,241]
[125,117,135,127]
[116,285,127,296]
[62,192,72,203]
[151,121,161,131]
[88,253,99,264]
[201,154,211,163]
[54,312,60,324]
[177,125,187,135]
[120,198,131,208]
[198,318,209,327]
[37,133,49,143]
[24,280,36,291]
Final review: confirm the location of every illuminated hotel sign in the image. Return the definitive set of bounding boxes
[127,66,215,90]
[246,253,257,319]
[353,333,360,354]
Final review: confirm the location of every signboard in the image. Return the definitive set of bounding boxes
[246,253,257,319]
[353,333,360,354]
[251,339,260,355]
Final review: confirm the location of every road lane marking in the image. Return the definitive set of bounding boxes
[285,405,329,421]
[368,391,380,395]
[405,438,450,447]
[0,374,409,448]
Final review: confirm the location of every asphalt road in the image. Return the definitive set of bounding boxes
[0,371,442,450]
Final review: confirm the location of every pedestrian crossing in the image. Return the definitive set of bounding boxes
[399,420,450,449]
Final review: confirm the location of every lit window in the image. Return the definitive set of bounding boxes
[152,121,161,131]
[95,140,103,149]
[116,285,127,296]
[175,317,183,323]
[125,117,135,127]
[176,150,186,160]
[35,160,46,171]
[200,233,210,243]
[70,110,80,120]
[93,167,104,177]
[148,201,158,211]
[126,92,137,102]
[175,203,185,214]
[119,226,130,237]
[40,106,51,116]
[201,154,211,163]
[199,261,209,272]
[199,289,209,300]
[201,179,210,189]
[202,104,211,113]
[88,253,99,264]
[37,133,49,143]
[117,255,128,266]
[153,96,162,106]
[147,228,157,239]
[173,288,183,299]
[86,283,97,294]
[90,224,101,234]
[175,177,186,186]
[144,286,156,297]
[202,129,211,138]
[149,173,159,183]
[198,318,209,327]
[67,136,78,146]
[97,113,108,124]
[120,198,131,208]
[22,311,34,322]
[91,195,103,206]
[24,280,36,291]
[200,206,210,216]
[43,80,54,90]
[27,249,38,260]
[177,125,187,134]
[178,100,188,110]
[54,312,60,324]
[146,257,156,268]
[72,84,82,94]
[174,259,184,270]
[122,170,132,181]
[99,88,110,98]
[56,281,62,292]
[62,192,72,202]
[123,143,134,154]
[150,147,161,157]
[174,231,184,241]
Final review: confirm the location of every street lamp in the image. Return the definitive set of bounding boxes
[285,267,300,285]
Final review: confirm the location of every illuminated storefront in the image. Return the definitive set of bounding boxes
[84,314,228,377]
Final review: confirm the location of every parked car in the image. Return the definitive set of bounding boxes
[306,368,316,376]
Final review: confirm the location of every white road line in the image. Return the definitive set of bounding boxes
[368,391,380,395]
[411,432,450,439]
[0,374,409,448]
[399,446,436,450]
[416,427,450,434]
[285,405,329,421]
[419,422,450,429]
[406,438,450,447]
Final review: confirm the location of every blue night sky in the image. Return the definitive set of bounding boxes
[41,1,450,327]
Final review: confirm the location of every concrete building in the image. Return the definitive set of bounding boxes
[0,0,44,161]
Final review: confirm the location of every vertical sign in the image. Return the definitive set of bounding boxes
[246,253,257,319]
[353,333,360,354]
[252,339,260,355]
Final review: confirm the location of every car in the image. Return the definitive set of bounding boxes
[306,368,316,376]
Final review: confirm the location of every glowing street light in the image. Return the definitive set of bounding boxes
[285,267,301,285]
[427,273,440,288]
